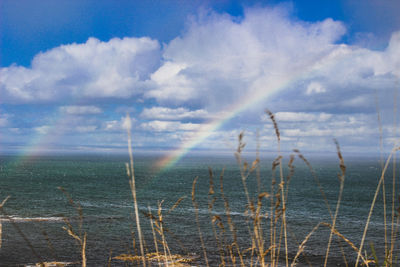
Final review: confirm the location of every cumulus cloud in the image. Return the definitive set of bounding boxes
[306,82,326,95]
[143,7,399,118]
[140,107,209,120]
[0,37,161,103]
[146,62,196,103]
[145,7,347,108]
[294,32,400,109]
[60,105,102,115]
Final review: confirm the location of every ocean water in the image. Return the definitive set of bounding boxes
[0,153,398,266]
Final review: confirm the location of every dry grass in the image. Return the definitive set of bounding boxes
[323,139,346,267]
[186,109,400,267]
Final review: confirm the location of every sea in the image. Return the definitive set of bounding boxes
[0,153,398,266]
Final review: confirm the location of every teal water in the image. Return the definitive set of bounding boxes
[0,154,398,266]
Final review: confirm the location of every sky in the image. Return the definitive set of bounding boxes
[1,0,400,162]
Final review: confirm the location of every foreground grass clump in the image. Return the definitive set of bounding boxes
[1,110,399,266]
[119,110,400,267]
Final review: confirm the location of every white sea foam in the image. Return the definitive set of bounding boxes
[0,216,65,222]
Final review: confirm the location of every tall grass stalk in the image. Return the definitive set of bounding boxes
[270,156,279,266]
[157,200,172,266]
[235,132,267,266]
[375,92,389,258]
[125,113,146,267]
[266,109,288,267]
[148,206,162,267]
[291,222,321,266]
[389,86,398,265]
[323,140,346,266]
[59,187,86,267]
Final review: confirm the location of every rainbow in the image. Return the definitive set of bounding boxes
[154,49,342,172]
[155,70,309,171]
[8,112,76,166]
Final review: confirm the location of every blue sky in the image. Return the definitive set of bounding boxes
[1,0,400,157]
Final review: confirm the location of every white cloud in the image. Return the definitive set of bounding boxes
[263,112,333,122]
[302,33,400,99]
[0,37,161,103]
[101,116,136,133]
[257,112,380,152]
[282,127,371,137]
[306,82,326,95]
[145,7,400,118]
[140,107,209,120]
[146,62,196,103]
[35,125,51,134]
[104,120,121,131]
[146,7,347,107]
[140,120,201,132]
[60,105,102,115]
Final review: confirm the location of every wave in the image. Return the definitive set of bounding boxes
[169,207,269,219]
[0,216,65,222]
